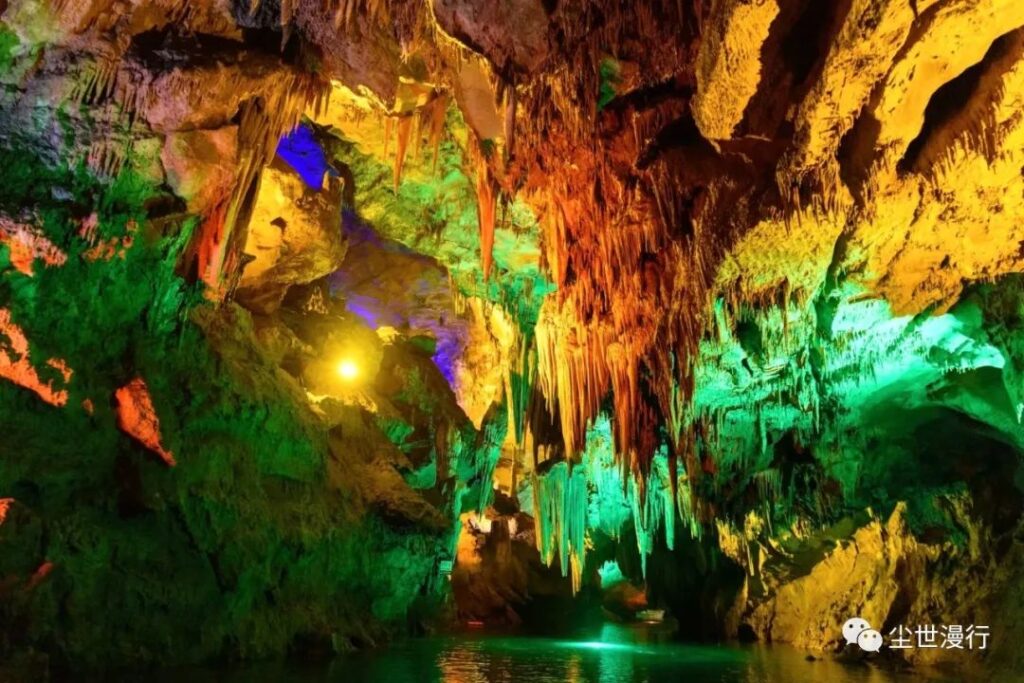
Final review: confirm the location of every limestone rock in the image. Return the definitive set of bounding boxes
[328,413,449,532]
[736,499,1022,673]
[0,498,44,582]
[125,48,311,134]
[869,0,1024,163]
[454,60,505,143]
[0,307,72,407]
[450,508,574,624]
[161,127,239,215]
[114,377,175,466]
[4,1,1024,676]
[692,0,780,140]
[432,0,552,74]
[236,157,347,314]
[292,3,405,107]
[791,0,918,170]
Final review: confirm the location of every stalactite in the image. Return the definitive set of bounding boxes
[475,403,508,512]
[528,415,700,589]
[280,0,295,27]
[471,138,498,281]
[189,199,229,297]
[754,468,781,502]
[676,475,702,540]
[509,333,535,446]
[628,449,677,577]
[531,462,587,592]
[76,33,329,298]
[503,79,517,160]
[208,75,328,298]
[114,378,176,467]
[71,57,120,106]
[424,93,449,173]
[393,115,413,191]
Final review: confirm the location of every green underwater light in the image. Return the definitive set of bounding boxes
[555,640,638,653]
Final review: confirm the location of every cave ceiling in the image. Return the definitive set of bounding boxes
[3,0,1024,489]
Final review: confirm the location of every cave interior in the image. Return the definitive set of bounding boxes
[1,0,1024,680]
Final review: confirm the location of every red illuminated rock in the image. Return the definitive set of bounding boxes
[78,216,137,262]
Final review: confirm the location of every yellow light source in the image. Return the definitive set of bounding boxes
[337,359,359,381]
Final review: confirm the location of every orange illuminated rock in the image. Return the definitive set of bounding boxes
[161,127,240,215]
[692,0,779,140]
[78,215,137,262]
[0,498,12,526]
[0,308,71,406]
[114,378,176,467]
[0,216,67,276]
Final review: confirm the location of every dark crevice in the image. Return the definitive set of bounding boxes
[128,23,300,72]
[143,191,187,220]
[779,0,840,87]
[231,0,282,31]
[898,30,1017,174]
[600,77,691,116]
[526,384,564,467]
[128,29,249,69]
[836,111,881,203]
[636,114,717,170]
[740,0,853,138]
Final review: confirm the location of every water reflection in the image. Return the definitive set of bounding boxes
[329,623,953,683]
[103,623,959,683]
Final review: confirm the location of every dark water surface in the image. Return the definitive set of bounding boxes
[107,623,966,683]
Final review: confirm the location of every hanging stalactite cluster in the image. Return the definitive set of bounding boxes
[31,0,1024,571]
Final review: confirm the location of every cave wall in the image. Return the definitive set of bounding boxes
[0,5,509,670]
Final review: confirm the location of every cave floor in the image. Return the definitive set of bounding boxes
[70,624,965,683]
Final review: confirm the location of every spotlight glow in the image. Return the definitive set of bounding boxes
[337,359,359,380]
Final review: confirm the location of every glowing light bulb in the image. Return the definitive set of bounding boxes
[337,359,359,380]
